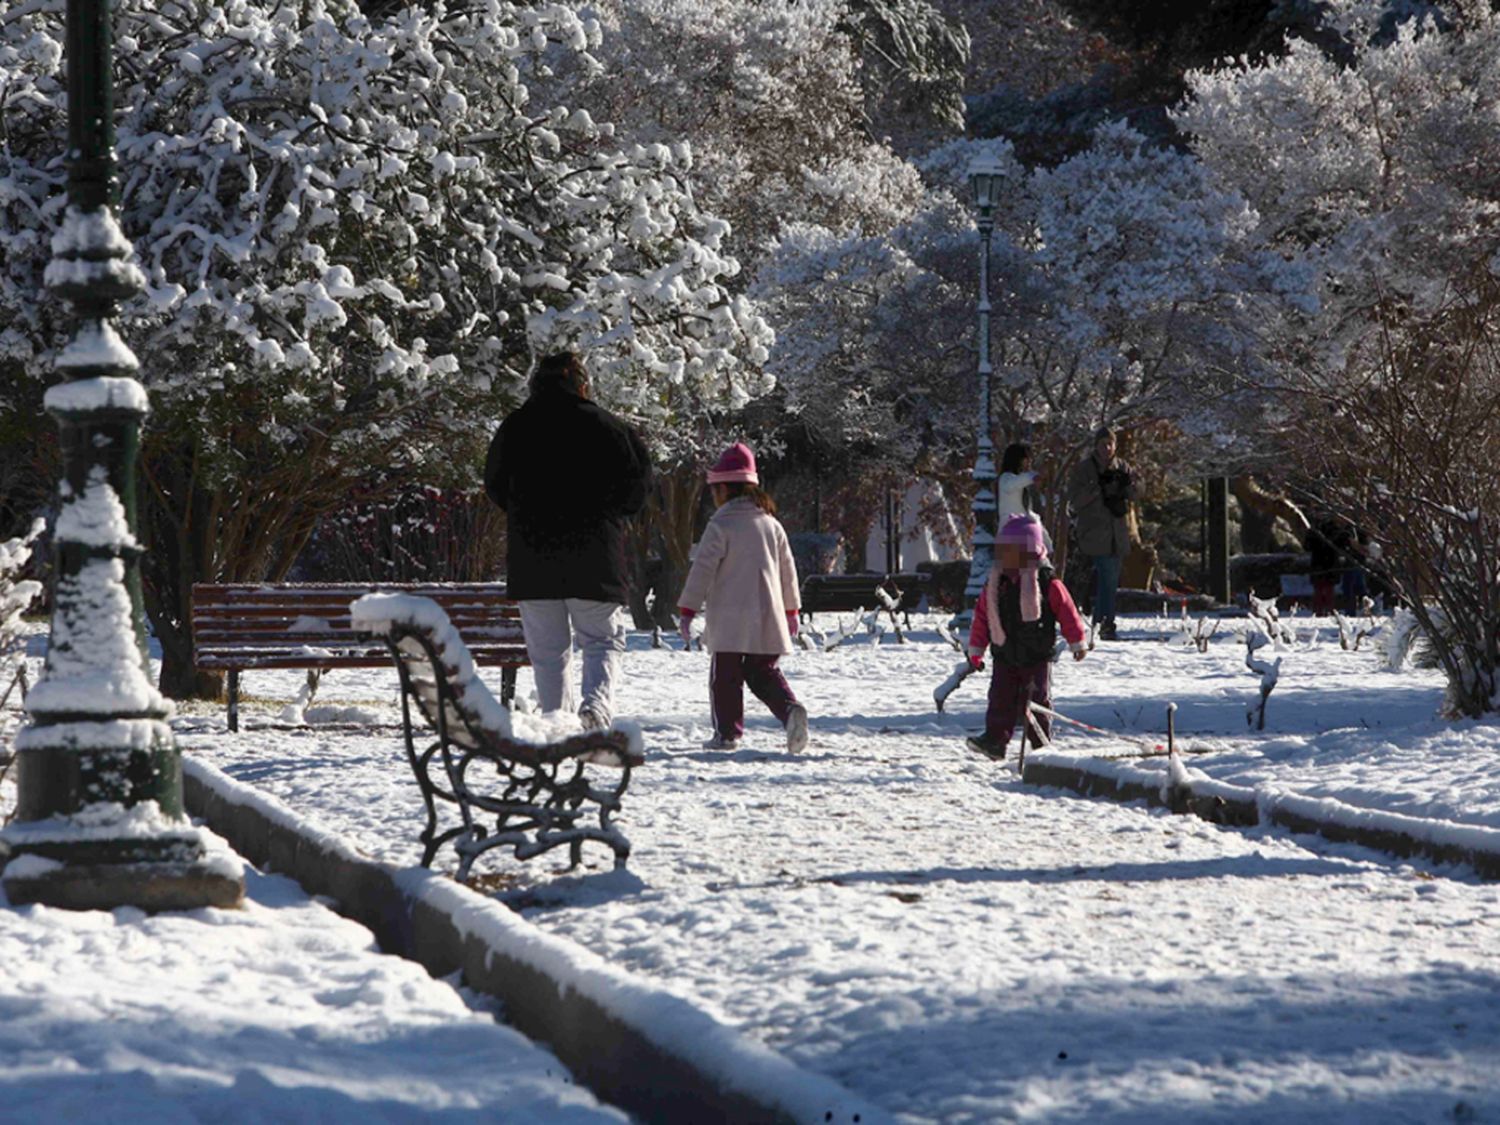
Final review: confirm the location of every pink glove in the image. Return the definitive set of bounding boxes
[677,607,695,646]
[967,653,984,672]
[786,610,799,637]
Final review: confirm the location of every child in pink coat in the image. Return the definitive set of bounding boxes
[966,514,1088,760]
[677,443,809,752]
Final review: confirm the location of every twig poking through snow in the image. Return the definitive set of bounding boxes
[1244,633,1280,731]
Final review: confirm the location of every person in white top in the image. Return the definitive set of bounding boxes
[677,443,810,753]
[998,442,1053,552]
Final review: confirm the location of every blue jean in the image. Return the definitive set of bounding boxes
[1090,554,1122,624]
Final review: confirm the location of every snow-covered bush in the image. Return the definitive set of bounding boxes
[0,0,771,695]
[1178,0,1500,716]
[0,519,45,714]
[571,0,935,608]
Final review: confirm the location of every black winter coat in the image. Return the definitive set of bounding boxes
[989,568,1058,667]
[483,387,652,603]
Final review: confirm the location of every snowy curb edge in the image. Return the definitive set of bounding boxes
[181,755,887,1125]
[1021,751,1500,879]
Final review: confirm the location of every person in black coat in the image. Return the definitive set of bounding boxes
[484,352,653,727]
[1305,516,1349,618]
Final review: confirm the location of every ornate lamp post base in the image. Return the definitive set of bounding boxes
[3,858,246,912]
[0,0,244,911]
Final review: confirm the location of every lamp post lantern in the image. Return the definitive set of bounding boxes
[0,0,242,910]
[953,156,1006,632]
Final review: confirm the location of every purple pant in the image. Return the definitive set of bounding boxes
[711,653,797,739]
[985,661,1052,748]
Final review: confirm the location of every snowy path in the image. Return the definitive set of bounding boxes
[173,620,1500,1123]
[0,865,625,1121]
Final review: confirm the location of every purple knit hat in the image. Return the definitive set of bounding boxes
[998,514,1047,557]
[707,442,759,485]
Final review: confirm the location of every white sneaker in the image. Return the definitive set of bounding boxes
[702,734,741,750]
[785,704,809,753]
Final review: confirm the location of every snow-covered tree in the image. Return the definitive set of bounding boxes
[0,518,44,726]
[1177,0,1500,715]
[561,0,942,613]
[0,0,769,694]
[760,123,1284,565]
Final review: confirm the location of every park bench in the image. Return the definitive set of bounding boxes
[799,572,931,622]
[191,582,528,732]
[350,593,643,879]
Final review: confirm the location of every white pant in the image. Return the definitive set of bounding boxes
[518,599,627,722]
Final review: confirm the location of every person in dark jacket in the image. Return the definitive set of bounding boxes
[1066,426,1134,642]
[484,352,653,728]
[1306,516,1349,617]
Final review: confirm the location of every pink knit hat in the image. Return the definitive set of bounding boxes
[998,514,1047,558]
[707,442,759,485]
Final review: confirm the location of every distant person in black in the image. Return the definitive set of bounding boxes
[483,352,653,728]
[1306,516,1349,618]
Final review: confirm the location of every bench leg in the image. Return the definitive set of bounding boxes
[501,666,517,708]
[227,670,240,733]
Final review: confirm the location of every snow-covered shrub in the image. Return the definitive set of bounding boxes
[1179,0,1500,716]
[1380,606,1424,672]
[0,0,772,695]
[301,484,506,583]
[0,519,45,712]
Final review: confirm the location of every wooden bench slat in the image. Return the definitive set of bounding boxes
[190,582,531,731]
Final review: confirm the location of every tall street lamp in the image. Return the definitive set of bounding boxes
[954,156,1006,632]
[0,0,242,910]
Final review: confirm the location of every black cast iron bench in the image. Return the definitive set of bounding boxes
[191,582,529,731]
[351,593,643,879]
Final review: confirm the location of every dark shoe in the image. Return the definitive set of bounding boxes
[1099,620,1118,641]
[965,733,1008,761]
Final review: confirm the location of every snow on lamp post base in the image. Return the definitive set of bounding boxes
[0,0,242,911]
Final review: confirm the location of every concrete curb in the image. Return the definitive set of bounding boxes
[1020,752,1500,880]
[182,757,887,1125]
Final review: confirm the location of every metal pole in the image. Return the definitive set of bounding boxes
[1,0,242,910]
[1207,476,1230,604]
[954,207,998,630]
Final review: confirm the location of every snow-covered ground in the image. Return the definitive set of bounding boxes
[5,611,1500,1122]
[0,863,625,1121]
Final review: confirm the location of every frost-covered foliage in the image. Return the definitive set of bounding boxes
[1178,0,1500,715]
[301,483,506,583]
[571,0,937,602]
[0,0,769,436]
[0,518,44,674]
[759,123,1285,525]
[839,0,971,133]
[0,0,773,695]
[582,0,926,274]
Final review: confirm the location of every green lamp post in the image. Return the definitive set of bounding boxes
[0,0,243,910]
[953,155,1006,632]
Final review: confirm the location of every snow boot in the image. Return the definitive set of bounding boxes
[965,733,1007,761]
[785,703,809,752]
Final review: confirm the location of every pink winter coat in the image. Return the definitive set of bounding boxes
[678,497,801,654]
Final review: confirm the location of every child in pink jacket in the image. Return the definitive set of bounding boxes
[677,443,809,752]
[966,514,1088,760]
